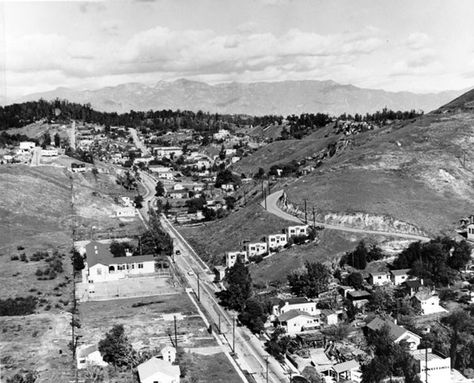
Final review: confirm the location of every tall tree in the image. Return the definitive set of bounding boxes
[216,258,252,311]
[155,181,165,197]
[287,261,331,298]
[98,324,135,368]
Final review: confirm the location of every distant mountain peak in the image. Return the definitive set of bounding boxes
[16,79,466,116]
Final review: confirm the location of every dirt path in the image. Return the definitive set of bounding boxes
[263,189,431,241]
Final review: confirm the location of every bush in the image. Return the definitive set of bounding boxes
[30,251,48,262]
[0,296,37,316]
[10,255,19,261]
[20,253,28,262]
[16,246,24,251]
[35,269,43,277]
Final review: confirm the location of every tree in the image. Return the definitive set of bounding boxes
[134,195,144,209]
[287,261,331,298]
[362,324,421,383]
[238,298,268,334]
[71,249,85,273]
[264,327,293,363]
[301,366,323,383]
[54,132,61,147]
[155,181,165,197]
[98,324,136,368]
[367,286,396,313]
[345,272,364,289]
[442,309,474,368]
[216,258,252,311]
[254,167,265,179]
[109,241,133,258]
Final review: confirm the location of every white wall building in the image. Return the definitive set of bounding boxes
[266,233,288,250]
[410,348,451,383]
[153,146,183,159]
[273,297,319,317]
[76,344,108,370]
[390,269,411,285]
[19,141,36,151]
[277,310,320,335]
[411,291,448,315]
[286,225,309,239]
[225,251,247,268]
[137,357,180,383]
[369,271,392,286]
[244,242,268,258]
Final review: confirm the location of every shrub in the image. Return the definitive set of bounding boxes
[0,296,37,316]
[16,246,25,251]
[10,255,19,261]
[30,251,49,262]
[20,253,28,262]
[35,269,43,277]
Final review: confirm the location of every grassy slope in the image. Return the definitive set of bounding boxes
[178,202,291,265]
[287,112,474,235]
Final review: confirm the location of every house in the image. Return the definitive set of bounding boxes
[153,146,183,159]
[160,346,176,363]
[221,184,235,192]
[286,225,309,239]
[82,241,155,283]
[244,242,268,258]
[76,344,108,369]
[320,309,343,326]
[266,233,288,250]
[366,317,421,350]
[330,360,362,383]
[19,141,36,151]
[467,223,474,241]
[213,129,230,141]
[71,163,87,173]
[121,196,133,207]
[149,165,173,177]
[411,291,447,315]
[116,206,138,217]
[347,290,371,308]
[41,147,59,156]
[272,297,319,317]
[276,310,320,335]
[168,190,189,199]
[409,348,451,383]
[137,357,180,383]
[196,159,211,170]
[225,251,247,268]
[213,266,226,282]
[390,269,411,285]
[369,271,391,286]
[403,279,423,296]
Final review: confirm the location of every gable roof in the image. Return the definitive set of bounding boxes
[77,344,99,359]
[366,317,420,342]
[404,279,422,289]
[332,359,360,374]
[413,291,438,302]
[278,297,311,308]
[278,309,316,322]
[390,269,411,276]
[137,357,180,381]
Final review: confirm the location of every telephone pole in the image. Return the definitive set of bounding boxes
[174,315,178,349]
[304,199,307,224]
[232,316,236,353]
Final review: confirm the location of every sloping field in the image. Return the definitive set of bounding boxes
[178,202,290,265]
[286,111,474,236]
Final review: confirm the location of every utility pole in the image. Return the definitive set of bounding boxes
[264,189,267,210]
[174,315,178,349]
[304,199,307,224]
[218,313,221,334]
[312,206,316,228]
[197,273,200,302]
[232,316,236,353]
[425,348,428,383]
[265,356,269,383]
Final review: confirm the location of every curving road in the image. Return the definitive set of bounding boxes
[262,189,431,242]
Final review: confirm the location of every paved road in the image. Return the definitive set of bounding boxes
[263,190,431,242]
[129,127,150,156]
[30,147,42,166]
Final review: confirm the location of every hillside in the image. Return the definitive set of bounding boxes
[17,79,465,116]
[281,99,474,236]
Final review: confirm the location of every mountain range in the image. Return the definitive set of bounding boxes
[16,79,468,116]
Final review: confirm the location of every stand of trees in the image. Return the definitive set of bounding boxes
[339,241,384,270]
[287,261,331,298]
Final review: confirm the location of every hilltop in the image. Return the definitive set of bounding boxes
[274,92,474,237]
[17,79,465,115]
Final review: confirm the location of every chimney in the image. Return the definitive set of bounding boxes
[125,249,132,257]
[393,318,397,325]
[420,278,424,286]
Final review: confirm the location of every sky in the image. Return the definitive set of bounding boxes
[1,0,474,99]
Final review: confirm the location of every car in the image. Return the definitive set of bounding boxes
[187,270,194,276]
[175,250,181,255]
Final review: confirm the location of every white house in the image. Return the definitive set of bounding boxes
[410,348,451,383]
[331,360,362,383]
[121,196,133,207]
[160,346,176,363]
[369,271,392,286]
[273,297,319,317]
[244,242,268,258]
[225,251,247,268]
[266,233,288,250]
[153,146,183,159]
[19,141,36,151]
[411,291,447,315]
[366,317,421,350]
[116,206,138,217]
[390,269,411,285]
[76,344,108,370]
[467,223,474,241]
[213,129,230,141]
[82,241,155,283]
[286,225,309,239]
[277,310,320,335]
[41,147,59,156]
[137,357,180,383]
[221,184,235,192]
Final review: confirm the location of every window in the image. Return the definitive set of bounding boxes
[97,268,102,275]
[138,263,143,269]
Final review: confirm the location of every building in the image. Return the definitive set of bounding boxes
[467,223,474,241]
[213,266,226,282]
[266,233,288,250]
[411,291,447,315]
[404,279,423,296]
[330,360,362,383]
[168,190,189,199]
[244,242,268,258]
[76,344,108,369]
[276,310,320,335]
[19,141,36,151]
[410,348,451,383]
[390,269,411,285]
[366,317,421,350]
[286,225,309,239]
[137,357,180,383]
[225,251,247,268]
[71,163,87,173]
[369,271,392,286]
[160,346,177,364]
[347,290,371,308]
[82,241,155,283]
[213,129,230,140]
[272,297,319,317]
[41,147,59,156]
[121,196,133,207]
[153,146,183,159]
[320,309,343,326]
[221,184,235,192]
[116,206,138,217]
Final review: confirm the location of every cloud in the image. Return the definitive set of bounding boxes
[79,2,106,14]
[405,32,431,50]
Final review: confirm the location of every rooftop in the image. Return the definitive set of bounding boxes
[332,359,360,374]
[85,241,154,267]
[278,309,317,322]
[390,269,411,276]
[137,357,180,381]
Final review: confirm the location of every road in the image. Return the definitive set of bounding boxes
[160,215,290,383]
[263,190,431,242]
[129,127,150,156]
[30,146,42,166]
[68,120,76,150]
